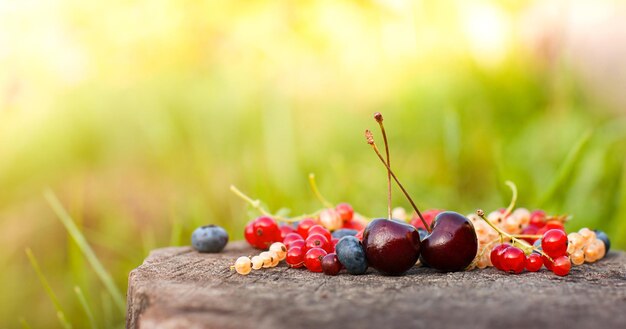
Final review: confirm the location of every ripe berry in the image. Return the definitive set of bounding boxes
[490,243,510,270]
[234,256,252,275]
[288,239,305,250]
[525,253,542,272]
[245,216,281,249]
[542,254,554,271]
[552,255,571,276]
[520,225,539,244]
[319,208,342,231]
[244,221,258,248]
[409,209,442,230]
[342,219,366,231]
[305,233,332,253]
[537,220,565,235]
[529,210,546,228]
[297,218,318,239]
[191,225,229,253]
[322,253,342,275]
[542,229,568,258]
[283,233,304,247]
[304,247,327,272]
[501,247,525,274]
[331,229,358,239]
[594,230,611,253]
[286,246,305,268]
[279,224,296,241]
[335,236,368,275]
[269,242,287,261]
[308,225,332,242]
[335,203,354,222]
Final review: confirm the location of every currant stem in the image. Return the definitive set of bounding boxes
[230,185,310,223]
[308,173,335,209]
[503,181,518,217]
[366,130,431,233]
[476,209,553,261]
[375,112,392,220]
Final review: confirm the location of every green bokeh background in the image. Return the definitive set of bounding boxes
[2,0,626,328]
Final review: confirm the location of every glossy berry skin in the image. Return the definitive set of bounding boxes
[286,246,305,268]
[304,247,327,272]
[542,229,568,258]
[542,254,554,271]
[244,216,281,249]
[288,239,305,251]
[308,225,332,242]
[362,218,421,275]
[335,203,354,222]
[322,253,342,276]
[420,212,478,272]
[537,221,565,236]
[525,253,543,272]
[594,230,611,253]
[490,243,510,270]
[520,225,540,244]
[191,225,229,253]
[331,229,358,239]
[283,233,304,247]
[297,218,318,239]
[552,255,571,276]
[529,210,546,228]
[501,247,525,274]
[279,225,296,241]
[342,219,366,231]
[335,236,368,275]
[319,209,342,231]
[417,228,428,242]
[305,233,332,253]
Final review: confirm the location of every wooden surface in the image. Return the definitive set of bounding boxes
[127,241,626,329]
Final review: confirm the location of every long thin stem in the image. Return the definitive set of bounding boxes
[375,113,392,220]
[230,185,317,223]
[308,173,334,209]
[476,210,552,261]
[366,130,431,232]
[503,181,518,217]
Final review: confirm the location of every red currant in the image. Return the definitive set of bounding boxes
[342,219,366,231]
[552,255,571,276]
[304,247,327,272]
[335,203,354,222]
[331,237,339,250]
[322,253,342,275]
[529,210,546,228]
[542,229,568,258]
[244,221,258,248]
[308,225,332,242]
[288,239,305,251]
[283,233,304,247]
[525,253,542,272]
[542,254,554,271]
[286,246,305,268]
[520,225,539,244]
[251,216,281,249]
[297,218,318,239]
[279,224,296,241]
[536,220,565,235]
[409,209,442,230]
[490,243,510,270]
[305,233,332,253]
[501,247,525,274]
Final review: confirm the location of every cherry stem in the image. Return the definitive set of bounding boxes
[308,173,335,209]
[503,181,517,217]
[476,209,552,261]
[230,185,315,223]
[366,130,431,233]
[375,112,392,220]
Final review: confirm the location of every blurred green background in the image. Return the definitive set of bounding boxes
[2,0,626,327]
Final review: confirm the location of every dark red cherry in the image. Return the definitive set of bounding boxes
[420,211,478,272]
[362,218,421,275]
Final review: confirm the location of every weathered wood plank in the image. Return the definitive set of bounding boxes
[127,241,626,329]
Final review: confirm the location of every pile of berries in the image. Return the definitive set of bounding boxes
[233,242,287,275]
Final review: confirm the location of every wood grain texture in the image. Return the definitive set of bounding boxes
[127,241,626,329]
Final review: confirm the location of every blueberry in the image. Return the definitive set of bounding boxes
[417,228,428,242]
[533,238,542,251]
[335,236,368,275]
[191,225,229,253]
[593,230,611,253]
[331,229,358,239]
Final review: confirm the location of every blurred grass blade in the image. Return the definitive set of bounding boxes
[44,189,126,314]
[75,286,97,329]
[19,318,32,329]
[101,292,112,329]
[538,129,593,208]
[25,248,72,329]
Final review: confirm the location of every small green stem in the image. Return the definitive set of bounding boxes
[230,185,317,223]
[476,209,552,261]
[308,173,335,209]
[503,181,517,217]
